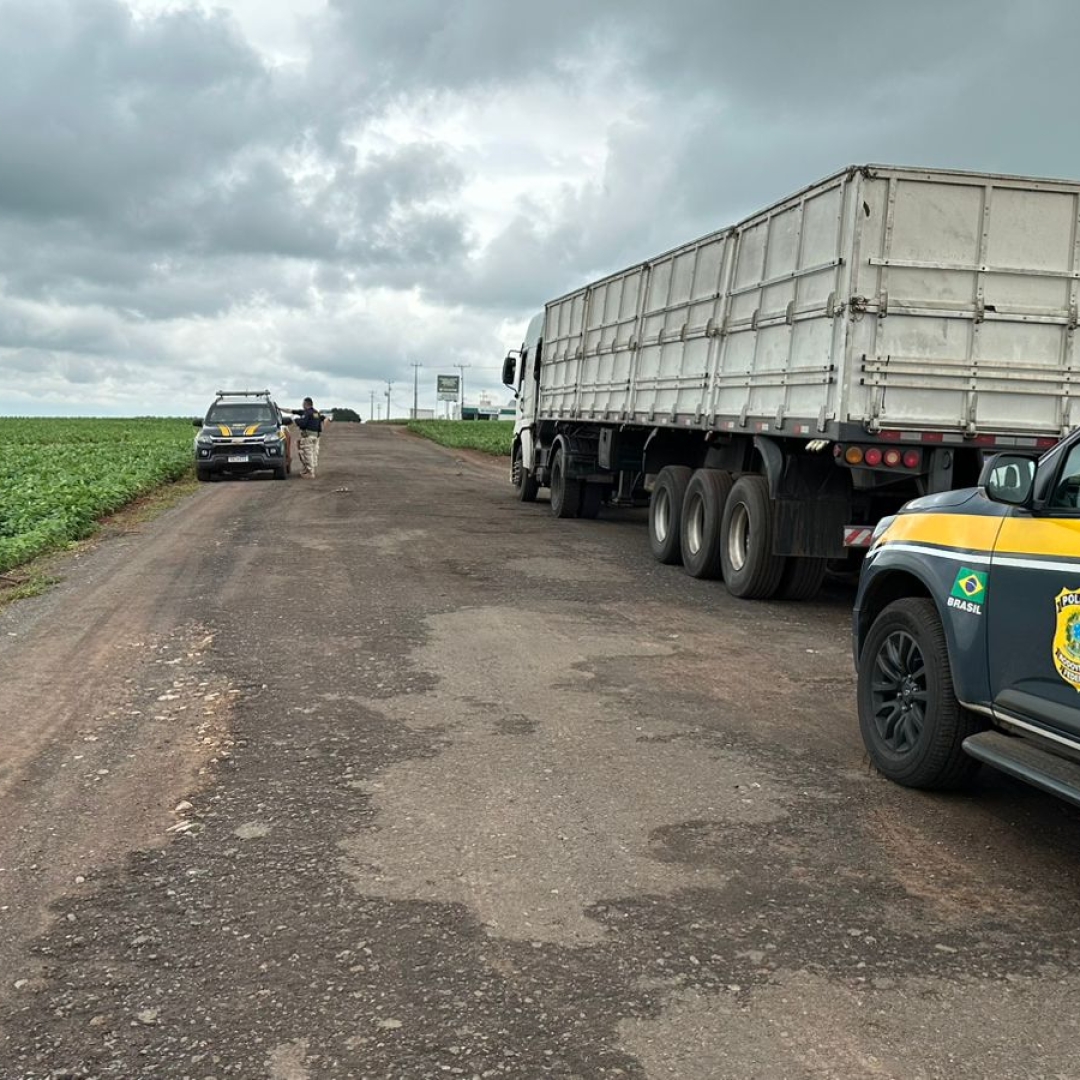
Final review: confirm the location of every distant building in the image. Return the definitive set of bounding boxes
[460,391,515,421]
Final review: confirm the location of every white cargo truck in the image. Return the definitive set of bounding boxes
[502,164,1080,599]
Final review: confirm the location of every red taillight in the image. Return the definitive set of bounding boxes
[864,447,883,466]
[883,448,902,468]
[903,450,921,469]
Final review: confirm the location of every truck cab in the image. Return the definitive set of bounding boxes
[854,430,1080,805]
[503,312,544,502]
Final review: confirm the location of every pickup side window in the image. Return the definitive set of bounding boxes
[1049,443,1080,511]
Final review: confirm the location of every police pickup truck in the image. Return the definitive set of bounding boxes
[193,390,293,482]
[855,430,1080,806]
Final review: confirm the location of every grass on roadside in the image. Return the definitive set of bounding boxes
[0,417,195,575]
[406,419,514,456]
[0,572,59,606]
[0,470,198,611]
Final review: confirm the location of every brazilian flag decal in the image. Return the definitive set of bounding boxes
[950,567,987,605]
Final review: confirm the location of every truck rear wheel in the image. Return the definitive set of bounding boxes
[680,469,733,579]
[858,598,982,789]
[778,557,828,601]
[513,444,539,502]
[549,447,581,519]
[649,466,692,564]
[720,475,785,599]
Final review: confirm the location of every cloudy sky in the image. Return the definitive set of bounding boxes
[0,0,1077,416]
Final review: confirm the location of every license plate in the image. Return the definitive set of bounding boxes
[228,455,250,463]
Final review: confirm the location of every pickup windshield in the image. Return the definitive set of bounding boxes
[206,404,275,425]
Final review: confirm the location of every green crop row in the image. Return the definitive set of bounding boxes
[406,419,513,456]
[0,418,194,573]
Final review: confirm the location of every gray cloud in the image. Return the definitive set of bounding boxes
[2,0,1080,414]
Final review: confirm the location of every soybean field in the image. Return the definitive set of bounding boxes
[0,418,193,573]
[406,419,513,456]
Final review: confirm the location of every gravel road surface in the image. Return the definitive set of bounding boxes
[1,423,1079,1079]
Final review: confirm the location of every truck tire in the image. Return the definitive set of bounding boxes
[777,557,828,601]
[273,463,288,480]
[679,469,733,579]
[196,466,212,483]
[857,598,983,789]
[512,444,539,502]
[549,447,581,519]
[578,483,604,519]
[719,475,784,599]
[649,466,692,564]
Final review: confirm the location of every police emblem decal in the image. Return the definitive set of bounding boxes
[1053,588,1080,692]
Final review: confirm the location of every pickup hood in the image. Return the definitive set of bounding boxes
[900,487,980,514]
[199,422,281,438]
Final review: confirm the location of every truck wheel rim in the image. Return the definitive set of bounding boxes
[512,450,522,487]
[654,488,671,543]
[869,630,928,753]
[686,495,704,555]
[727,502,750,571]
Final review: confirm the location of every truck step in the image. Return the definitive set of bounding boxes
[963,729,1080,808]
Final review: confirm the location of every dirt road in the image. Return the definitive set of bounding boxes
[1,424,1079,1079]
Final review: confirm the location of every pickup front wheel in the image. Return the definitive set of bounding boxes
[512,444,539,503]
[857,598,981,789]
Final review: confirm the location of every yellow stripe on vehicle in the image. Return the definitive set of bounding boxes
[245,425,258,436]
[996,518,1080,558]
[217,424,231,436]
[880,512,1002,555]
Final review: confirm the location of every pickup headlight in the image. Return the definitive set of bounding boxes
[195,436,214,446]
[263,432,281,443]
[869,515,897,546]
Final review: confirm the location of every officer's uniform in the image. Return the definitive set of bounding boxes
[295,408,324,477]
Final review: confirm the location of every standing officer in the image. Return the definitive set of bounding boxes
[285,397,326,478]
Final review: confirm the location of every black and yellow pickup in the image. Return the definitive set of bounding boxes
[193,390,293,481]
[854,432,1080,806]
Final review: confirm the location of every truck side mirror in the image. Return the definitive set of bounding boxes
[501,352,517,388]
[982,452,1037,506]
[192,418,204,427]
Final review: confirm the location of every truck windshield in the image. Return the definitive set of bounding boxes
[206,404,275,424]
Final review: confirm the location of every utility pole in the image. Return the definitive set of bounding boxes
[376,403,382,421]
[370,390,375,422]
[410,362,422,419]
[385,380,392,422]
[455,363,471,421]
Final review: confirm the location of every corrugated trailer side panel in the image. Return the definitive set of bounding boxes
[580,263,647,417]
[539,165,1080,440]
[847,168,1080,437]
[540,172,858,434]
[630,233,729,422]
[711,174,853,433]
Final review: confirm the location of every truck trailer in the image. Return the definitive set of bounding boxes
[502,164,1080,600]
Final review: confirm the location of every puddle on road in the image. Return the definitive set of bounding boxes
[340,607,786,946]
